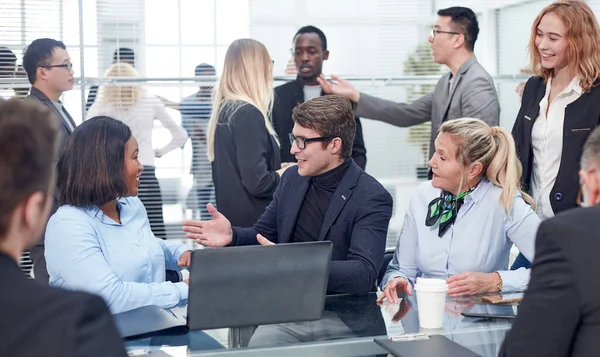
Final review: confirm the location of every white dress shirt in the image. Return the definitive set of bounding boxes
[382,179,540,292]
[531,76,582,220]
[86,94,189,167]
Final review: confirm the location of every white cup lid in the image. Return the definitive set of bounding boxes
[414,277,448,291]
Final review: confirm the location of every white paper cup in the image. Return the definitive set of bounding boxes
[414,278,448,329]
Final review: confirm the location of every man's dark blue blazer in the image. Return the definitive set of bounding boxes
[231,159,393,295]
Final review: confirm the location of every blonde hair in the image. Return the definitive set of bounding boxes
[528,0,600,92]
[439,118,534,214]
[207,39,276,162]
[96,62,144,109]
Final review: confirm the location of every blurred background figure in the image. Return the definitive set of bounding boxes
[180,63,216,219]
[0,47,29,99]
[86,47,135,112]
[87,62,188,239]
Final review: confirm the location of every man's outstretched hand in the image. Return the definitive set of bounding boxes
[182,203,233,247]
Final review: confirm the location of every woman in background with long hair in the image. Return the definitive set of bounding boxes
[207,39,293,227]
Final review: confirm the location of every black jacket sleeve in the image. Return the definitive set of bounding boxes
[499,220,580,357]
[231,105,280,198]
[351,116,367,170]
[76,294,128,357]
[327,189,393,294]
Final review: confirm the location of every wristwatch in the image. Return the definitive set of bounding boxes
[495,272,503,292]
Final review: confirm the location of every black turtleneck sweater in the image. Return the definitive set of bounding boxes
[292,158,351,243]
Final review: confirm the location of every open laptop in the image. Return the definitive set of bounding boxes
[186,241,333,330]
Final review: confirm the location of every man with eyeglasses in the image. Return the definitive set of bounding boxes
[318,6,499,177]
[184,95,392,292]
[183,95,392,345]
[500,126,600,356]
[272,25,367,170]
[22,38,76,283]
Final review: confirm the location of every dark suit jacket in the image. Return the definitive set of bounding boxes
[273,80,367,169]
[232,159,393,295]
[499,204,600,357]
[25,87,77,282]
[212,101,281,227]
[512,76,600,214]
[0,252,127,357]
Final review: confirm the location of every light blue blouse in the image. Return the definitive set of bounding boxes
[382,179,540,292]
[45,196,189,314]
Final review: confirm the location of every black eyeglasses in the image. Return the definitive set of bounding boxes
[289,133,333,150]
[430,28,460,38]
[41,62,73,70]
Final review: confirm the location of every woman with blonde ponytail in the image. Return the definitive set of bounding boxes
[207,39,294,227]
[378,118,540,304]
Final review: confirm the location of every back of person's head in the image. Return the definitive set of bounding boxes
[437,7,479,52]
[59,116,132,207]
[206,38,275,161]
[580,126,600,206]
[292,95,355,158]
[112,47,135,67]
[0,47,17,77]
[528,0,600,92]
[581,127,600,170]
[0,99,59,245]
[294,25,328,51]
[439,118,533,213]
[195,63,216,77]
[97,62,143,108]
[195,63,216,91]
[22,38,66,85]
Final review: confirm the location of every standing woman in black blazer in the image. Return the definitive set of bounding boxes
[512,0,600,269]
[207,39,294,227]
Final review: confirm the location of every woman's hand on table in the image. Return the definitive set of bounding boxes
[446,272,501,297]
[178,250,192,268]
[376,277,413,304]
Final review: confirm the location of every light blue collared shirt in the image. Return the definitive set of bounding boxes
[45,197,190,314]
[382,179,539,292]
